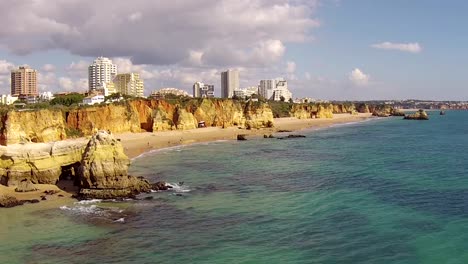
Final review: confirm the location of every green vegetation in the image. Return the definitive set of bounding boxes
[269,101,293,118]
[65,127,84,138]
[50,93,85,107]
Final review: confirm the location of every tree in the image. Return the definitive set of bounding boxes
[289,98,293,103]
[280,96,285,102]
[50,93,85,106]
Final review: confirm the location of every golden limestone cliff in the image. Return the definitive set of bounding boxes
[0,99,274,145]
[0,99,391,146]
[0,139,87,186]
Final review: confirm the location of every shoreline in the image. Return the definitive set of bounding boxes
[0,113,373,207]
[119,113,374,159]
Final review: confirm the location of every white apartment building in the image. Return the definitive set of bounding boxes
[221,69,239,98]
[0,94,18,105]
[259,79,276,100]
[272,79,292,102]
[193,82,214,98]
[83,94,105,105]
[259,79,292,101]
[88,57,117,91]
[114,73,144,97]
[233,86,258,98]
[40,91,54,101]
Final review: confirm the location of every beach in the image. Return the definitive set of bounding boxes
[0,113,372,205]
[119,113,373,159]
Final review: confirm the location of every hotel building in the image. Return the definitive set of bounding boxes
[113,73,144,97]
[221,69,239,98]
[11,66,38,96]
[88,57,117,91]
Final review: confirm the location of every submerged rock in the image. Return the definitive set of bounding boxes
[151,181,172,191]
[404,109,429,120]
[77,130,151,199]
[277,135,306,140]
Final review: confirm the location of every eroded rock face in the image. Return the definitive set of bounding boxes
[77,131,151,199]
[0,139,86,186]
[404,109,429,120]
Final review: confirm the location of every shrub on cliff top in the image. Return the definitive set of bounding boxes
[50,93,85,107]
[269,101,293,118]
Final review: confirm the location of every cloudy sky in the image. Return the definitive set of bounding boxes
[0,0,467,100]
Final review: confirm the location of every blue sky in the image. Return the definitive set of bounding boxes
[0,0,466,100]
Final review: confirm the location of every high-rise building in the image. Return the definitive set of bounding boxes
[221,69,239,98]
[10,66,38,96]
[258,79,276,100]
[193,82,215,98]
[272,79,292,101]
[114,73,144,97]
[88,57,117,91]
[259,79,292,101]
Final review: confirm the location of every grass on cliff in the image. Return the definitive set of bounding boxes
[269,101,293,118]
[65,127,84,138]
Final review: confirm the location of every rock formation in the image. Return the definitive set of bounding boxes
[77,130,151,199]
[0,195,24,208]
[0,139,86,186]
[15,179,37,192]
[404,109,429,120]
[0,99,275,145]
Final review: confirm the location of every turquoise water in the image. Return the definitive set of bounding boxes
[2,111,468,263]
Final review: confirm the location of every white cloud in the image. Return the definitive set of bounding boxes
[128,12,142,22]
[371,42,422,53]
[58,77,74,91]
[348,68,370,86]
[42,64,56,72]
[0,60,15,74]
[286,61,296,74]
[0,0,319,67]
[58,77,87,92]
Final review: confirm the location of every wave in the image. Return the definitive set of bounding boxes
[113,218,125,223]
[131,140,231,161]
[59,204,104,216]
[74,199,102,205]
[167,182,191,193]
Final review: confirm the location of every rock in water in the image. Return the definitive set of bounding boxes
[77,130,151,199]
[0,195,24,208]
[15,179,37,192]
[404,109,429,120]
[237,134,247,141]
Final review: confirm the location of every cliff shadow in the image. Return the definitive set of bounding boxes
[56,162,81,193]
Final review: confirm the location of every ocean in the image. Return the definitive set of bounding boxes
[2,111,468,264]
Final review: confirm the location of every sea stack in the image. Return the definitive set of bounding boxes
[77,130,151,199]
[404,109,429,120]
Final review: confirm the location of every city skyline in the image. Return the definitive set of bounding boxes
[0,1,467,100]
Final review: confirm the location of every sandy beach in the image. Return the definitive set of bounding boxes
[0,113,373,206]
[119,113,373,159]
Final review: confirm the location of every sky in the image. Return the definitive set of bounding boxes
[0,0,467,100]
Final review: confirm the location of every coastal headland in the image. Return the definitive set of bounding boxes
[0,98,395,206]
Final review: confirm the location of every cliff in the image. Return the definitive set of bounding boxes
[0,131,151,199]
[0,139,87,186]
[78,131,151,199]
[0,99,274,145]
